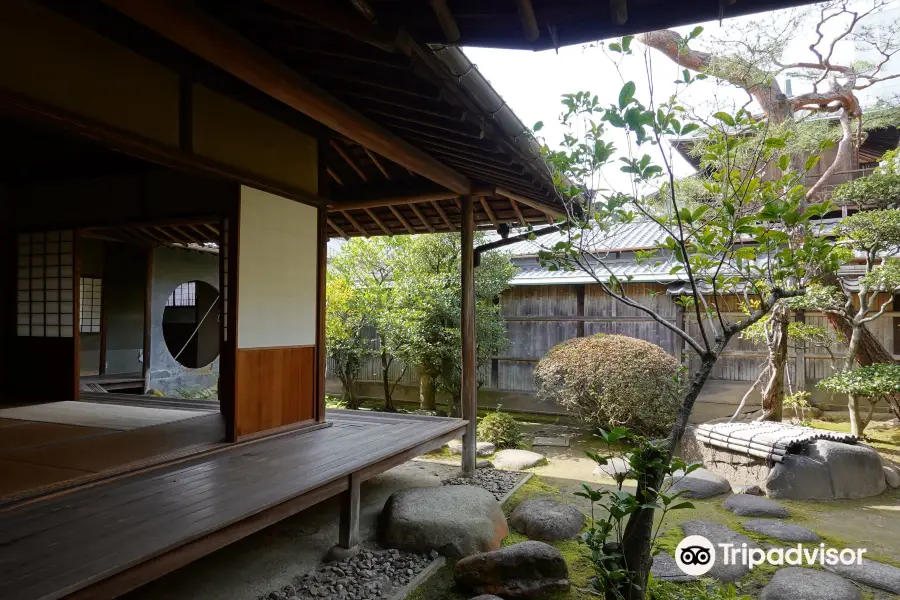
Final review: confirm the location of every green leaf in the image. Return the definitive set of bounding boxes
[764,138,786,148]
[778,154,791,171]
[713,112,736,126]
[689,25,704,39]
[622,35,633,52]
[805,154,821,170]
[680,123,700,136]
[608,42,622,52]
[619,81,636,109]
[532,121,544,132]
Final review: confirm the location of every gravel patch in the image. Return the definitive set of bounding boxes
[442,468,525,501]
[260,548,437,600]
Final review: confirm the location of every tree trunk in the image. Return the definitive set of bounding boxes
[848,393,864,436]
[419,372,435,410]
[760,308,789,421]
[340,375,360,410]
[621,356,717,600]
[380,346,394,411]
[824,311,895,366]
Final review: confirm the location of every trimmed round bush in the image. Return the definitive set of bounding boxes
[533,334,680,436]
[477,410,523,449]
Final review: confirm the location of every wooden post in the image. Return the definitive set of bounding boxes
[575,284,585,337]
[795,310,806,392]
[461,196,477,475]
[338,472,361,553]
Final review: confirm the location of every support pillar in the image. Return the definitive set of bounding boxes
[461,195,477,475]
[329,471,361,561]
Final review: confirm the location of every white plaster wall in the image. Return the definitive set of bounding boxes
[237,187,317,348]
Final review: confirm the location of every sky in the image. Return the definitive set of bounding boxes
[461,1,900,193]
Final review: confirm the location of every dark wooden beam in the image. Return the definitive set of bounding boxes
[515,0,540,41]
[261,0,395,50]
[508,198,527,227]
[408,203,435,232]
[327,218,350,240]
[460,195,477,475]
[341,210,369,236]
[102,0,471,195]
[480,197,500,229]
[330,140,368,181]
[428,0,460,43]
[363,148,391,180]
[360,107,484,139]
[327,167,345,186]
[495,187,566,219]
[329,191,460,211]
[365,208,392,235]
[611,0,628,25]
[389,206,416,234]
[431,200,456,231]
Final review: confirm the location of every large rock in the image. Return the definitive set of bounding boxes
[650,551,697,583]
[509,500,584,541]
[681,520,759,582]
[742,519,820,543]
[722,494,789,518]
[666,468,731,499]
[493,449,547,470]
[469,596,504,600]
[380,486,507,558]
[593,456,632,479]
[447,439,496,457]
[884,462,900,488]
[766,453,834,500]
[760,567,860,600]
[455,541,570,599]
[825,559,900,595]
[814,440,886,499]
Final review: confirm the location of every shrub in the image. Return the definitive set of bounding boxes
[477,409,523,449]
[533,334,680,436]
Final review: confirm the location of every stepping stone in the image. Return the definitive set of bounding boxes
[742,519,820,543]
[455,541,570,599]
[722,494,789,518]
[650,551,697,583]
[447,439,496,457]
[533,436,569,447]
[732,484,764,496]
[825,558,900,595]
[493,449,546,470]
[760,567,860,600]
[884,463,900,489]
[593,456,632,479]
[666,468,731,499]
[510,499,584,541]
[681,520,759,582]
[380,485,508,558]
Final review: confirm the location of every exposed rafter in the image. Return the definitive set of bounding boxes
[327,217,350,240]
[428,0,460,43]
[330,140,368,181]
[495,187,566,220]
[408,203,435,232]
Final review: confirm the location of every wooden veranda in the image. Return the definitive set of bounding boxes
[0,410,466,600]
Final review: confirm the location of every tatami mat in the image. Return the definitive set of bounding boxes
[0,401,209,430]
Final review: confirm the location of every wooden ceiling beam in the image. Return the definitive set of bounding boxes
[428,0,461,43]
[327,217,350,240]
[260,0,396,50]
[341,210,369,236]
[431,200,456,231]
[389,206,417,234]
[360,106,484,139]
[329,191,459,211]
[101,0,471,195]
[480,197,500,229]
[330,140,368,181]
[327,167,345,186]
[611,0,628,25]
[515,0,540,42]
[408,203,435,232]
[509,198,527,227]
[495,187,567,220]
[365,208,392,235]
[364,148,391,180]
[335,88,465,121]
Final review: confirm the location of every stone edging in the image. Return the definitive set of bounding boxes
[386,556,446,600]
[499,471,533,506]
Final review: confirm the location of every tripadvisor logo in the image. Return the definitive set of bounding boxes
[675,535,866,576]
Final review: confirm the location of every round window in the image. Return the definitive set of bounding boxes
[162,280,220,368]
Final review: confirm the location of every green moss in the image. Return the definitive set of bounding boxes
[502,475,563,514]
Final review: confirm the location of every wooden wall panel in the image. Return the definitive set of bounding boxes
[235,345,316,438]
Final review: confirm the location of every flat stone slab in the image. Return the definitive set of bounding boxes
[455,541,570,599]
[447,439,496,457]
[760,567,860,600]
[742,519,820,543]
[667,468,731,499]
[493,449,546,470]
[592,456,632,479]
[650,551,697,583]
[681,520,759,582]
[722,494,789,518]
[825,559,900,594]
[532,436,569,447]
[510,500,584,541]
[380,485,508,558]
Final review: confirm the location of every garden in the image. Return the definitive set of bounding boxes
[319,6,900,600]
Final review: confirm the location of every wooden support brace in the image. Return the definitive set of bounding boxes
[389,206,416,234]
[480,197,500,229]
[327,218,350,240]
[331,140,368,182]
[341,210,369,237]
[327,167,345,186]
[428,0,461,43]
[508,198,527,227]
[409,203,435,232]
[515,0,540,42]
[364,147,391,180]
[365,208,393,236]
[611,0,628,25]
[338,472,361,550]
[431,200,456,231]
